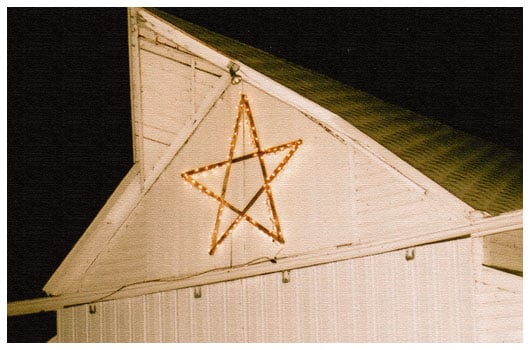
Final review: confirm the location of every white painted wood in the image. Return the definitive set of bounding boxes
[127,8,477,223]
[116,298,132,342]
[482,229,522,273]
[476,266,522,293]
[41,5,523,301]
[53,238,482,342]
[207,283,227,342]
[145,293,162,342]
[138,34,224,78]
[191,287,210,342]
[260,272,282,342]
[137,8,232,71]
[244,275,265,342]
[58,307,74,342]
[11,209,521,317]
[225,279,246,342]
[130,295,146,342]
[238,65,476,218]
[73,304,88,342]
[160,290,177,342]
[43,164,143,295]
[333,260,356,342]
[128,8,145,174]
[279,269,300,342]
[474,270,523,343]
[101,301,117,342]
[176,288,192,342]
[87,302,102,342]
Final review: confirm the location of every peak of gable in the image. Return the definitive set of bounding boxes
[145,7,521,216]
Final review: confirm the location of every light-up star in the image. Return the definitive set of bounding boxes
[182,94,302,255]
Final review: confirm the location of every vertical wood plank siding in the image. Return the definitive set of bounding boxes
[58,238,476,342]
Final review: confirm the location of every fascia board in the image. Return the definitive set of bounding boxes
[137,8,232,72]
[43,163,143,295]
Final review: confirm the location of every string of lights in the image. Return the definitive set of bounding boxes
[181,94,302,255]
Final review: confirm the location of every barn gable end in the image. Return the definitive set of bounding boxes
[41,7,520,304]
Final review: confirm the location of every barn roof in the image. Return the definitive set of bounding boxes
[149,8,522,216]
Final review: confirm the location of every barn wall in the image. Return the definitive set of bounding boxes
[473,266,522,342]
[57,238,475,342]
[134,22,225,177]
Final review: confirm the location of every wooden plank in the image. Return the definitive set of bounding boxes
[87,302,102,342]
[190,286,210,342]
[279,269,300,342]
[295,267,318,342]
[73,305,88,342]
[137,22,194,54]
[482,229,522,274]
[476,301,522,318]
[432,240,459,342]
[130,295,146,342]
[141,71,231,193]
[206,283,226,342]
[476,315,523,332]
[142,137,171,176]
[225,279,246,342]
[261,273,282,342]
[412,244,436,342]
[141,123,177,146]
[116,298,132,342]
[43,164,143,296]
[138,49,193,134]
[59,307,75,342]
[145,293,162,342]
[176,288,192,342]
[476,266,522,293]
[101,301,117,342]
[476,328,522,343]
[138,36,224,77]
[372,253,396,342]
[243,276,265,342]
[315,264,338,342]
[128,8,145,170]
[333,260,355,342]
[138,9,231,70]
[160,290,178,342]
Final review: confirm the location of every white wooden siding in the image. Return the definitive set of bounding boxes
[77,81,472,294]
[473,266,522,342]
[482,229,522,274]
[57,238,474,342]
[134,22,224,177]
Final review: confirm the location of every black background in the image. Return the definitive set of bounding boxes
[7,7,521,342]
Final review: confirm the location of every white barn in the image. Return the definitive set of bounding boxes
[8,8,523,343]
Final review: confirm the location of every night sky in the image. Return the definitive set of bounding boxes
[7,7,521,342]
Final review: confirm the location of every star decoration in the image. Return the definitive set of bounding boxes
[182,94,302,255]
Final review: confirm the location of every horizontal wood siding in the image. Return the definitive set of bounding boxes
[482,229,522,274]
[135,24,224,176]
[473,266,522,342]
[58,238,475,342]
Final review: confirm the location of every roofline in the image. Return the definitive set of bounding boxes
[10,209,521,317]
[138,7,476,217]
